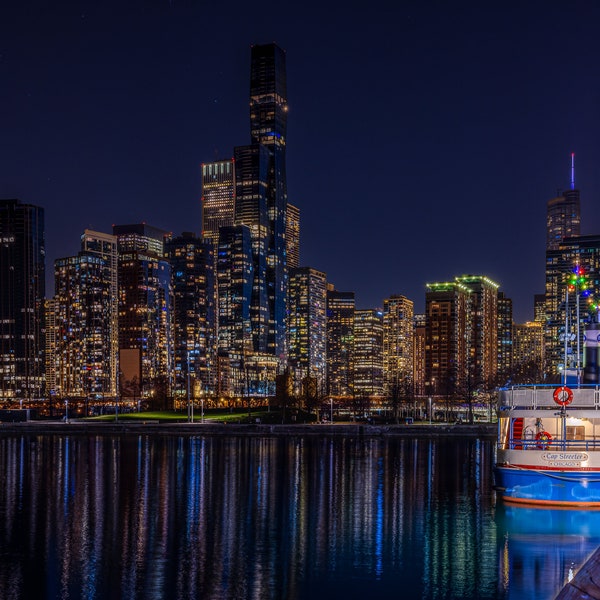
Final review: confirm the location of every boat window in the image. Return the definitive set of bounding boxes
[566,425,585,441]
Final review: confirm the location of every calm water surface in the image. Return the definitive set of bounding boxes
[0,434,598,599]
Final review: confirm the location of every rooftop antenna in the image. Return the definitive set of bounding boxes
[571,152,576,190]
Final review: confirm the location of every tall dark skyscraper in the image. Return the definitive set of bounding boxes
[546,154,580,252]
[247,43,288,362]
[544,155,584,376]
[165,232,216,397]
[203,43,290,379]
[233,143,270,353]
[0,199,46,401]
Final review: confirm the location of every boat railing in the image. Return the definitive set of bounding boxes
[504,437,600,451]
[499,385,600,410]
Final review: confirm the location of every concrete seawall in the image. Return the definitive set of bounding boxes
[0,422,497,437]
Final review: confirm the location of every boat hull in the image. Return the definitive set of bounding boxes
[495,464,600,508]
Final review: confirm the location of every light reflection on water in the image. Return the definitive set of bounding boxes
[0,434,597,599]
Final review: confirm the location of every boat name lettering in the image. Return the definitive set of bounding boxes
[541,452,588,462]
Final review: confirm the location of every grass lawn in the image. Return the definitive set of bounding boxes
[83,408,317,424]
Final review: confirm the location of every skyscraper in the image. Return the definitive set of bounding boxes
[546,155,580,252]
[81,229,118,396]
[113,223,173,401]
[413,313,427,397]
[534,294,546,323]
[326,288,355,397]
[425,281,470,397]
[426,276,500,396]
[248,43,288,362]
[382,294,414,396]
[288,267,327,388]
[201,159,235,246]
[545,234,600,377]
[52,252,113,399]
[455,275,499,388]
[513,321,544,380]
[0,199,45,401]
[216,225,254,396]
[353,309,384,397]
[216,225,253,357]
[497,291,513,382]
[233,143,269,353]
[165,232,216,397]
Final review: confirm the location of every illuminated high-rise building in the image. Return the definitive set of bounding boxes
[113,224,173,400]
[455,275,499,388]
[201,43,290,376]
[497,291,513,382]
[0,199,45,401]
[546,154,580,252]
[201,159,235,246]
[286,203,300,269]
[81,229,118,395]
[353,309,384,396]
[534,294,546,323]
[545,234,600,376]
[165,232,216,397]
[326,287,355,397]
[233,144,269,354]
[426,276,501,395]
[216,225,254,396]
[413,313,426,397]
[216,225,253,356]
[425,281,470,397]
[382,294,414,396]
[513,321,545,379]
[288,267,327,387]
[44,299,56,398]
[53,252,113,398]
[248,42,288,362]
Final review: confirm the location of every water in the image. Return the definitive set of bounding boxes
[0,434,598,599]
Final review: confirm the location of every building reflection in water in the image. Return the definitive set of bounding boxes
[0,433,558,599]
[496,503,600,600]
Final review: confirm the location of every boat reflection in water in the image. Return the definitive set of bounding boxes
[496,503,600,600]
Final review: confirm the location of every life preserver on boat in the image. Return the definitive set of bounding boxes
[535,431,553,449]
[553,385,573,406]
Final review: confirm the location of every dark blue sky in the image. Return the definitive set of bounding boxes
[2,0,600,322]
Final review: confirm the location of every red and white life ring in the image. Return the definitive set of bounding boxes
[553,385,573,406]
[535,430,553,449]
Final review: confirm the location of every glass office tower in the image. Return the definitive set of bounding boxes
[247,43,288,362]
[0,199,45,402]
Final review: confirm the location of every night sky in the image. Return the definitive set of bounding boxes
[2,0,600,323]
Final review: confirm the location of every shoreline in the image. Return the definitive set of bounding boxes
[0,421,497,437]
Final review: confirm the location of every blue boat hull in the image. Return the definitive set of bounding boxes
[495,465,600,507]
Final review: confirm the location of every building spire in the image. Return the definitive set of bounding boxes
[571,152,576,190]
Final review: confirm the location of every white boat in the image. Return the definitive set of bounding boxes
[495,322,600,507]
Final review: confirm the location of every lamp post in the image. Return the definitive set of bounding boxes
[330,397,333,424]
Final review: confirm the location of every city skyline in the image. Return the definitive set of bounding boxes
[3,2,600,322]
